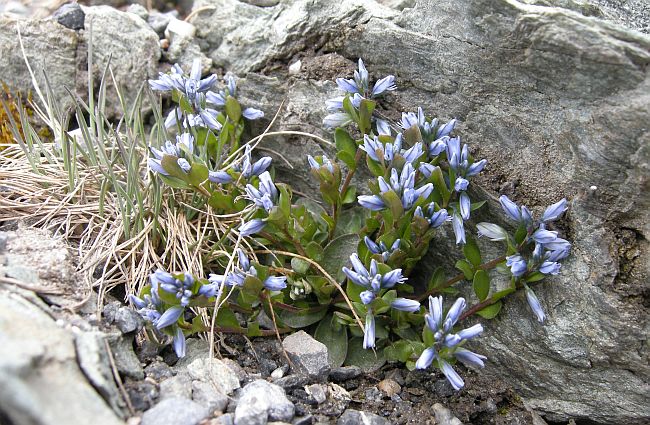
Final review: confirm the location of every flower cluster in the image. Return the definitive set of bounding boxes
[361,134,423,166]
[149,59,263,130]
[208,249,287,291]
[401,107,456,145]
[239,171,279,236]
[415,296,486,390]
[130,270,220,358]
[364,236,401,263]
[324,59,396,128]
[342,253,419,348]
[358,163,433,211]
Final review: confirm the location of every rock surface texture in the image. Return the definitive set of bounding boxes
[0,0,648,423]
[188,0,649,423]
[0,289,123,425]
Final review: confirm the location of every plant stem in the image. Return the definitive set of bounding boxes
[418,254,507,301]
[458,297,498,321]
[338,148,364,203]
[281,226,308,257]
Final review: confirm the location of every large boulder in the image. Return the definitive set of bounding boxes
[191,0,650,423]
[0,5,160,120]
[0,288,124,425]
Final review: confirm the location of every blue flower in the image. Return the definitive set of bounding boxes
[205,74,265,121]
[452,214,466,245]
[525,285,546,323]
[209,170,233,184]
[363,311,376,349]
[263,276,287,291]
[156,305,184,329]
[173,327,186,358]
[414,203,450,229]
[415,296,486,390]
[391,298,421,312]
[244,171,278,213]
[323,112,353,129]
[157,271,195,307]
[506,255,528,277]
[335,59,396,99]
[148,133,195,175]
[307,154,335,173]
[358,195,386,211]
[445,136,487,179]
[149,59,217,103]
[342,254,407,290]
[364,237,400,262]
[239,219,267,236]
[240,146,272,178]
[541,198,568,222]
[372,163,433,210]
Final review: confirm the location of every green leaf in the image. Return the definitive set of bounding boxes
[159,174,191,189]
[314,314,348,368]
[305,241,324,262]
[335,128,357,157]
[290,257,311,275]
[365,155,384,176]
[472,270,490,301]
[322,233,360,281]
[335,207,366,238]
[476,301,502,319]
[278,306,328,329]
[431,167,451,205]
[491,287,515,301]
[470,200,486,211]
[514,225,528,245]
[525,272,546,283]
[403,125,423,144]
[455,259,474,280]
[188,162,209,188]
[358,99,376,135]
[427,267,446,291]
[463,236,482,267]
[225,95,241,122]
[161,155,189,181]
[336,150,357,170]
[341,186,357,205]
[344,337,386,372]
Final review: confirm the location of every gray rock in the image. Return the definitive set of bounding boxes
[0,231,8,252]
[192,379,229,412]
[329,366,362,382]
[216,412,235,425]
[0,290,123,425]
[107,333,144,380]
[80,6,160,119]
[337,409,388,425]
[148,12,172,37]
[282,331,330,381]
[273,374,309,390]
[197,0,650,422]
[126,4,149,21]
[141,397,210,425]
[74,330,126,417]
[432,403,463,425]
[113,306,144,334]
[234,380,295,425]
[185,357,241,395]
[190,0,391,73]
[126,380,158,412]
[145,361,174,381]
[305,384,327,405]
[53,2,85,30]
[159,373,192,400]
[0,16,77,115]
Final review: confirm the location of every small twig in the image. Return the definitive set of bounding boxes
[0,276,65,295]
[103,339,135,416]
[263,291,295,368]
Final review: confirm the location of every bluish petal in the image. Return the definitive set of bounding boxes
[441,360,464,390]
[364,236,381,254]
[336,78,359,94]
[454,348,486,368]
[360,290,376,305]
[371,75,397,97]
[148,158,169,175]
[445,297,466,329]
[323,112,352,129]
[542,198,568,222]
[173,327,187,358]
[499,195,521,221]
[264,276,287,291]
[457,323,483,340]
[209,170,232,184]
[239,219,266,236]
[415,347,436,369]
[459,192,471,221]
[156,306,184,329]
[476,222,507,241]
[199,74,218,92]
[525,286,546,323]
[391,298,421,312]
[466,159,487,177]
[243,107,264,120]
[358,195,386,211]
[452,215,466,245]
[362,312,375,349]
